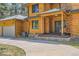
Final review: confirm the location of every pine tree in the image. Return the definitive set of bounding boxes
[0,3,27,18]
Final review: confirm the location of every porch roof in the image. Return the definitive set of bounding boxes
[41,8,61,14]
[39,11,63,17]
[39,8,64,16]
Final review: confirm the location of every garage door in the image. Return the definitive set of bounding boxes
[3,26,15,37]
[0,26,2,36]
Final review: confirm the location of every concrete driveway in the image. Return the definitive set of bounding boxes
[0,38,79,56]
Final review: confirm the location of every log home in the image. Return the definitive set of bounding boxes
[26,3,79,37]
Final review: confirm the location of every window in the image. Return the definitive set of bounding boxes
[32,4,39,13]
[32,20,39,29]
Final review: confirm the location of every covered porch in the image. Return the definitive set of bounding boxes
[40,11,70,37]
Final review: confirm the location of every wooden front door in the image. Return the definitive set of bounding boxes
[55,21,61,33]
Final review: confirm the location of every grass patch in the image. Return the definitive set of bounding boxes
[0,44,26,56]
[63,41,79,48]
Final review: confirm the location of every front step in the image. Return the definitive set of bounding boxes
[38,33,70,38]
[34,34,71,41]
[36,36,71,41]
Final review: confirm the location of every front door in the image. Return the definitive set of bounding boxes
[55,21,61,33]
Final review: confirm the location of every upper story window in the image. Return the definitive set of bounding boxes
[32,4,39,13]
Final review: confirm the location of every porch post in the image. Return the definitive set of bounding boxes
[61,12,64,36]
[41,16,44,34]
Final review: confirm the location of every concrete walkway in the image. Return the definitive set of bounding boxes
[0,38,79,56]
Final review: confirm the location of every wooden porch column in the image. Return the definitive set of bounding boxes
[40,16,45,33]
[61,12,64,36]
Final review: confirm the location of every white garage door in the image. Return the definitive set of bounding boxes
[3,26,15,37]
[0,26,2,36]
